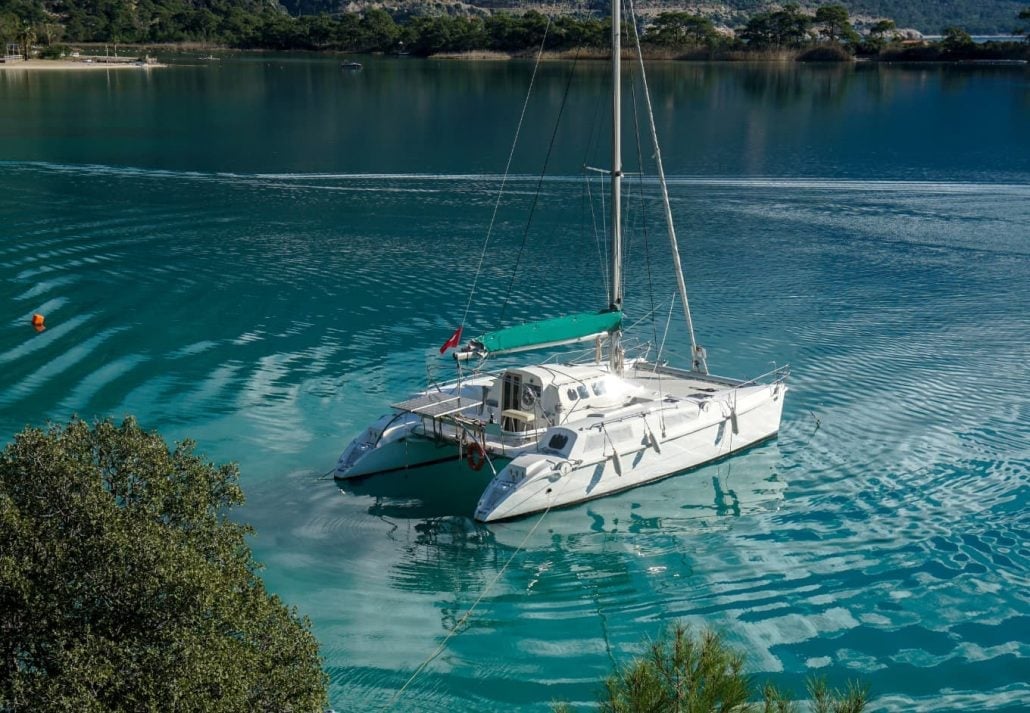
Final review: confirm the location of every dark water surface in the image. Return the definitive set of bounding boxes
[1,56,1028,711]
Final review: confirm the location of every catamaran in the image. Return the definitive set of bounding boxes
[334,1,788,522]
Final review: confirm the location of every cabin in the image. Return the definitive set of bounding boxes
[486,364,645,434]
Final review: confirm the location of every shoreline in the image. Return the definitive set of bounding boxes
[4,43,1027,68]
[0,59,166,71]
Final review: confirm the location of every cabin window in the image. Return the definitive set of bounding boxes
[547,433,569,450]
[501,373,521,412]
[566,388,579,401]
[577,385,590,399]
[591,381,607,396]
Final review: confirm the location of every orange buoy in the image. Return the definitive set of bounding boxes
[31,313,45,332]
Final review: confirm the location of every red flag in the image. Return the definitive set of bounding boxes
[439,326,463,354]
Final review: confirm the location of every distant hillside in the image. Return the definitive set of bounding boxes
[288,1,1029,35]
[0,0,283,44]
[1,0,1026,48]
[845,0,1028,35]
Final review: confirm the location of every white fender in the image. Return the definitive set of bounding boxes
[603,426,623,477]
[642,416,662,454]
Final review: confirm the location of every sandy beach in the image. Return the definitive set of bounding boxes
[0,59,166,71]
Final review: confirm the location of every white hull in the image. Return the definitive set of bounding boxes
[336,425,458,478]
[334,374,534,479]
[336,362,788,522]
[474,381,786,522]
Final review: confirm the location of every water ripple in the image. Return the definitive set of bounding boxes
[1,160,1026,712]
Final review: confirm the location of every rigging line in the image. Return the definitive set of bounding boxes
[584,171,610,304]
[384,503,557,712]
[656,292,676,368]
[623,20,666,406]
[459,18,552,331]
[627,60,660,355]
[627,0,706,374]
[654,292,674,433]
[499,47,583,322]
[622,297,668,333]
[580,76,610,304]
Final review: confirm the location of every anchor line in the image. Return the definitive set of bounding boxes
[386,506,551,710]
[383,456,582,711]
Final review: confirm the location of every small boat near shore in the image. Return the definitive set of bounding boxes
[340,61,362,70]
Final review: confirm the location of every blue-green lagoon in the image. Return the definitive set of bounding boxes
[1,56,1028,710]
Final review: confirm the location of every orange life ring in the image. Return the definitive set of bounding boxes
[465,441,486,472]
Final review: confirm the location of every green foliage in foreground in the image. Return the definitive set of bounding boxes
[553,623,867,713]
[0,417,328,712]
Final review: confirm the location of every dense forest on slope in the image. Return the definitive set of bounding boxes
[320,1,1030,35]
[0,0,1027,51]
[846,0,1029,34]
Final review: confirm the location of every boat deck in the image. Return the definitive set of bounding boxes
[391,392,531,456]
[385,363,777,458]
[628,363,741,400]
[392,392,481,419]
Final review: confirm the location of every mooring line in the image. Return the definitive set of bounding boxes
[383,502,556,711]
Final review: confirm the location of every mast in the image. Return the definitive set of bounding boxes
[609,0,624,373]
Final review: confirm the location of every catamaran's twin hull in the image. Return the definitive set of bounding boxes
[336,371,787,521]
[474,382,786,522]
[336,431,456,478]
[335,374,501,479]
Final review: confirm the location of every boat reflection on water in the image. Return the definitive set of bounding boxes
[338,457,495,522]
[337,440,786,550]
[333,441,787,618]
[485,440,786,550]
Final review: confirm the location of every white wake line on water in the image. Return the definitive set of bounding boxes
[4,161,1030,196]
[253,171,1030,195]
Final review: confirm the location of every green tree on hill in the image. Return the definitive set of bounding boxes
[941,25,974,51]
[549,13,606,50]
[16,20,33,57]
[485,9,549,52]
[1017,8,1030,41]
[869,19,896,41]
[408,13,485,55]
[0,417,328,712]
[360,7,400,50]
[646,12,718,48]
[814,4,859,45]
[739,3,813,49]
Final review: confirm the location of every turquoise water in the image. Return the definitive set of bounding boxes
[1,56,1028,710]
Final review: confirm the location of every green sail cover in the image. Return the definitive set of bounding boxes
[476,310,622,355]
